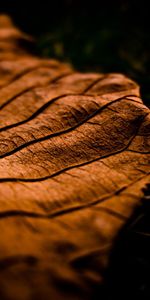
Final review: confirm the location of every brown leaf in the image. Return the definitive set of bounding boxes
[0,15,149,300]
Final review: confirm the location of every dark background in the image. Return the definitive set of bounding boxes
[0,0,149,106]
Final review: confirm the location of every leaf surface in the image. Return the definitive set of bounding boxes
[0,15,149,300]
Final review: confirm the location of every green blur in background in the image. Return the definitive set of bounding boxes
[0,0,149,106]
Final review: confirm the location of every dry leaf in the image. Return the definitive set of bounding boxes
[0,15,149,300]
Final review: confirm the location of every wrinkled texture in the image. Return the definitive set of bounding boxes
[0,15,149,300]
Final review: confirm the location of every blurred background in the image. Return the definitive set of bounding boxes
[0,0,149,106]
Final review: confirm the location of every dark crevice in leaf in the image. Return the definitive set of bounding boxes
[105,184,150,299]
